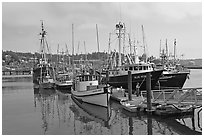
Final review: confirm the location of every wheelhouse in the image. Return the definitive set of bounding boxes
[76,74,98,82]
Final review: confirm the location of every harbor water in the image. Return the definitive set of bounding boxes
[2,69,202,135]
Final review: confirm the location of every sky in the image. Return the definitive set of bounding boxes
[2,2,202,59]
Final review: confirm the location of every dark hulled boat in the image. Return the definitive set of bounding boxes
[153,39,190,89]
[108,63,163,90]
[155,68,190,89]
[106,22,163,90]
[32,21,55,89]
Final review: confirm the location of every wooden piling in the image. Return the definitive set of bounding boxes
[147,116,153,135]
[128,71,132,101]
[146,72,152,114]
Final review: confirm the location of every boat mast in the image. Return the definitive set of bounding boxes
[116,22,124,66]
[57,44,59,68]
[96,24,100,53]
[84,41,87,68]
[40,20,47,64]
[72,24,74,65]
[65,44,71,66]
[165,39,168,63]
[141,25,147,63]
[159,39,161,58]
[174,39,176,65]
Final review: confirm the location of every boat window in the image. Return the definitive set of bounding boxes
[129,67,133,70]
[79,77,82,82]
[89,75,92,81]
[125,67,128,71]
[134,66,138,70]
[82,76,85,81]
[139,66,142,70]
[85,76,89,81]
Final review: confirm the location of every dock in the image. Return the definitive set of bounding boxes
[111,87,202,117]
[110,71,202,118]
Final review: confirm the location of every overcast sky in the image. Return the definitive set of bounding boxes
[2,2,202,59]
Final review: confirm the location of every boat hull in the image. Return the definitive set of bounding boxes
[70,95,112,128]
[155,72,190,89]
[55,82,72,90]
[32,66,55,84]
[71,87,110,107]
[108,69,163,90]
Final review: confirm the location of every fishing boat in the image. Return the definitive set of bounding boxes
[55,73,73,90]
[154,39,190,89]
[32,21,55,89]
[156,69,190,89]
[71,70,110,107]
[39,66,55,89]
[106,22,163,90]
[55,45,73,91]
[108,62,163,91]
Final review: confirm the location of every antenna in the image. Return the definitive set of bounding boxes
[174,39,176,65]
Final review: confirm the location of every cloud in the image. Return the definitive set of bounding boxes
[109,2,201,24]
[154,2,201,23]
[2,2,202,58]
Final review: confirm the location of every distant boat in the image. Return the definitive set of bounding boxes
[71,71,110,107]
[55,73,73,90]
[154,39,190,89]
[155,65,190,89]
[55,44,73,91]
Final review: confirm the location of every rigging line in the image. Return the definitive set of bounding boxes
[45,39,50,54]
[110,36,118,44]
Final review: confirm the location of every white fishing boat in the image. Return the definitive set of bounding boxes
[70,95,115,128]
[71,72,110,107]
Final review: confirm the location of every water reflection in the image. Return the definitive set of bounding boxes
[3,76,201,135]
[34,88,56,134]
[33,88,202,135]
[70,95,114,129]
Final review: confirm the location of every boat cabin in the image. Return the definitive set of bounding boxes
[75,74,99,91]
[109,63,153,75]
